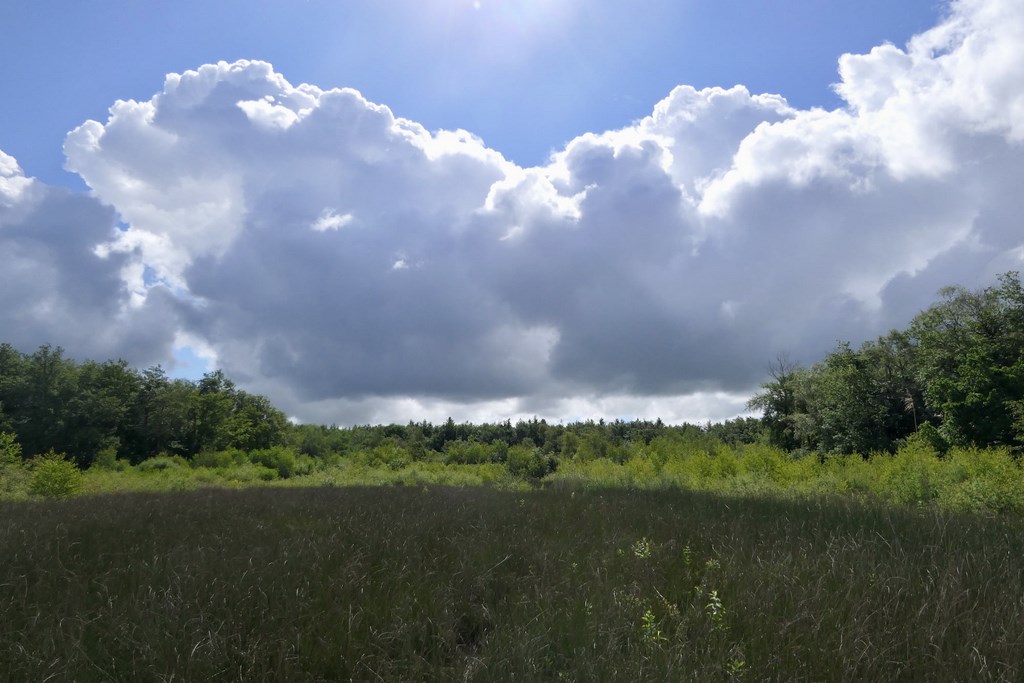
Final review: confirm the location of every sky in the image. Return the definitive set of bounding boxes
[2,0,1023,426]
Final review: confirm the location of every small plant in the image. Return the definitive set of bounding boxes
[705,590,727,631]
[29,451,82,499]
[631,537,652,559]
[726,656,747,679]
[640,608,666,643]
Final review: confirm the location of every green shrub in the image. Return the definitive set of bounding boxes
[625,455,659,484]
[352,443,411,471]
[901,422,949,455]
[506,443,556,479]
[29,451,83,499]
[0,432,22,467]
[941,447,1023,513]
[250,446,299,478]
[443,439,491,465]
[294,454,316,477]
[0,433,29,498]
[136,455,189,472]
[878,442,944,506]
[193,449,247,469]
[92,445,127,471]
[223,463,278,483]
[739,444,786,482]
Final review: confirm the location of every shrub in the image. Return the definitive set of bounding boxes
[0,433,29,498]
[739,444,786,482]
[249,446,299,478]
[443,440,491,465]
[136,455,189,472]
[29,451,83,499]
[193,449,246,469]
[0,432,22,467]
[353,443,411,471]
[224,463,278,483]
[92,445,127,471]
[878,442,944,506]
[506,444,557,479]
[942,447,1024,513]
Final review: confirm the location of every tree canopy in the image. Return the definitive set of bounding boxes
[749,272,1024,454]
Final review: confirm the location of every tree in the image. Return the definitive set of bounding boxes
[20,345,78,457]
[911,272,1024,447]
[747,354,804,450]
[223,392,288,452]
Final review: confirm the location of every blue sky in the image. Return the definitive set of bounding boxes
[3,0,940,183]
[3,0,1023,425]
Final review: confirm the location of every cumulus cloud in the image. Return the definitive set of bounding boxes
[0,150,179,367]
[13,0,1019,424]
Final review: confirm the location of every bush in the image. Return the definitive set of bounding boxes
[443,440,491,465]
[29,451,83,499]
[224,463,279,483]
[506,444,557,479]
[942,447,1023,513]
[136,455,189,472]
[92,445,128,471]
[193,449,247,469]
[0,432,22,467]
[250,446,299,478]
[353,443,411,471]
[878,442,944,506]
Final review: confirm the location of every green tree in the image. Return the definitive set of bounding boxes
[747,354,805,450]
[911,273,1024,447]
[29,451,82,499]
[0,432,22,467]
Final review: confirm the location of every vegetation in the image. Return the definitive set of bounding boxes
[2,487,1022,681]
[0,344,288,467]
[2,273,1024,678]
[750,272,1024,454]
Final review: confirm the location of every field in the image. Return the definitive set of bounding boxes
[3,485,1023,681]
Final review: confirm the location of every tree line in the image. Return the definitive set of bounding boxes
[2,272,1021,467]
[0,339,759,469]
[0,344,288,466]
[749,272,1024,455]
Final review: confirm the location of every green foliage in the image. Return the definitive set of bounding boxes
[506,442,556,479]
[0,431,21,467]
[443,439,493,465]
[900,422,949,455]
[877,441,944,506]
[943,447,1024,513]
[92,443,127,471]
[192,448,247,469]
[249,446,299,478]
[28,450,82,499]
[0,344,288,466]
[135,454,189,472]
[0,432,29,499]
[749,273,1024,454]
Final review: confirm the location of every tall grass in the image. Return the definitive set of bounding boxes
[2,487,1022,680]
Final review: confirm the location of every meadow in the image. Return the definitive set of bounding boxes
[2,485,1023,681]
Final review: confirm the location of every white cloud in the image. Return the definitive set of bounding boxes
[0,149,180,367]
[0,150,34,205]
[5,0,1023,425]
[311,209,353,232]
